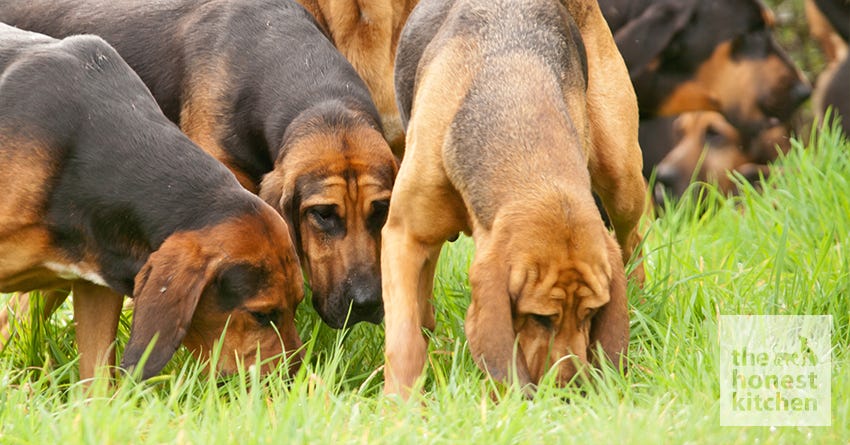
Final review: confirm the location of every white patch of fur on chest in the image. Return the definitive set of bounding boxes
[43,262,107,287]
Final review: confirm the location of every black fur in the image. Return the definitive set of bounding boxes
[823,58,850,135]
[599,0,764,115]
[599,0,804,121]
[215,263,271,312]
[396,0,587,228]
[394,0,455,129]
[0,0,383,186]
[0,23,256,296]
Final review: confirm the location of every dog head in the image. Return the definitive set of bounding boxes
[648,111,789,201]
[465,212,628,388]
[628,0,810,140]
[260,101,398,328]
[121,201,304,379]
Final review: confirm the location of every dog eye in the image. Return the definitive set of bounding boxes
[307,205,342,233]
[249,309,280,327]
[704,126,724,146]
[309,204,336,220]
[368,199,390,231]
[216,263,268,311]
[583,307,600,323]
[530,314,556,330]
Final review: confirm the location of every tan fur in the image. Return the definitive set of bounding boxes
[0,27,306,381]
[259,119,397,328]
[806,0,847,65]
[657,83,722,116]
[180,62,257,192]
[0,136,79,291]
[296,0,419,155]
[126,207,304,377]
[383,37,477,394]
[72,282,123,379]
[0,139,303,380]
[655,111,787,198]
[570,0,647,270]
[383,0,643,398]
[660,36,810,129]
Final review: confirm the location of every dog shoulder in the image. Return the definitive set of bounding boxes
[394,0,455,128]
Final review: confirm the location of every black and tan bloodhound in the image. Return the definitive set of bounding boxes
[0,0,398,329]
[383,0,645,398]
[0,24,303,380]
[641,111,790,201]
[599,0,811,143]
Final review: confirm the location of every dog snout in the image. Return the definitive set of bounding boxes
[347,274,384,325]
[654,164,687,201]
[738,162,770,185]
[789,82,812,109]
[317,269,384,328]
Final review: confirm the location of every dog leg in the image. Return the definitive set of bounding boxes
[72,281,124,380]
[0,290,69,345]
[381,142,467,397]
[381,229,442,398]
[576,4,648,278]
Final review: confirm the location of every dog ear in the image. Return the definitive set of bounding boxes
[813,0,850,42]
[121,234,215,379]
[465,264,533,388]
[613,0,698,78]
[258,169,288,217]
[588,236,629,370]
[259,169,302,255]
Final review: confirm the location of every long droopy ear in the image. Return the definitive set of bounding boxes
[465,262,533,389]
[613,0,698,78]
[121,233,214,379]
[259,169,301,254]
[258,168,287,216]
[588,236,629,370]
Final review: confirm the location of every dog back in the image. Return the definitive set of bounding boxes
[397,0,590,225]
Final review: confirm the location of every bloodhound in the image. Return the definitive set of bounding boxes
[641,111,790,201]
[599,0,811,143]
[0,24,303,380]
[383,0,645,397]
[295,0,420,155]
[0,0,398,329]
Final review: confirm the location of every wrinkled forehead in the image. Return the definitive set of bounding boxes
[199,211,297,266]
[565,260,611,301]
[287,126,396,171]
[291,158,396,205]
[516,257,611,296]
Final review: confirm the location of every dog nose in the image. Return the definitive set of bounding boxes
[654,164,683,200]
[352,286,381,310]
[738,163,769,185]
[790,82,811,108]
[348,280,384,324]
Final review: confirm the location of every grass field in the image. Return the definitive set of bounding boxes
[1,120,848,444]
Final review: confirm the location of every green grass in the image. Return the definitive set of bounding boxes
[2,120,849,444]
